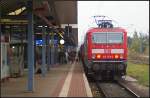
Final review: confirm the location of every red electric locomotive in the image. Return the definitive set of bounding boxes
[81,16,127,80]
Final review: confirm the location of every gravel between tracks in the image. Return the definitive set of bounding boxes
[98,82,134,97]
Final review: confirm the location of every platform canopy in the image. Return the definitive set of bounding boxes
[0,0,77,26]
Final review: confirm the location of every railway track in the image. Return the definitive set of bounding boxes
[96,81,140,97]
[87,75,140,97]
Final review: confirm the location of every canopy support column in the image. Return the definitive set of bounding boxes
[27,0,34,92]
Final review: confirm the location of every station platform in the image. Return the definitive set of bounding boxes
[1,62,93,97]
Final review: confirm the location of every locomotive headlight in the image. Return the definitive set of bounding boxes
[114,54,119,59]
[96,54,101,59]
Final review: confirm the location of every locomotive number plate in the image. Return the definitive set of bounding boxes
[104,49,111,53]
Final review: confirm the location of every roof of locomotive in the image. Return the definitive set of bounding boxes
[86,27,127,33]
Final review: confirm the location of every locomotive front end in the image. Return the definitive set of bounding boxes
[82,16,128,80]
[87,28,127,80]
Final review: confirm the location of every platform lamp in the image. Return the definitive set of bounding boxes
[60,39,65,45]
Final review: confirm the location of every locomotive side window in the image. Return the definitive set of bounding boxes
[107,33,123,43]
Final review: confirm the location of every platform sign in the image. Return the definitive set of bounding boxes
[36,40,43,46]
[36,39,58,46]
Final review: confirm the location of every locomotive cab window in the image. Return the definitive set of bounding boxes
[92,33,107,43]
[107,32,123,43]
[92,32,123,44]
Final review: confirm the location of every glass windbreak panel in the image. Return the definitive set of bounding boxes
[107,33,123,43]
[92,33,107,43]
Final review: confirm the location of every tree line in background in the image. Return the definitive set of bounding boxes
[127,31,149,64]
[128,31,149,55]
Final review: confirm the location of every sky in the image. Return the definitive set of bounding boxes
[77,1,149,45]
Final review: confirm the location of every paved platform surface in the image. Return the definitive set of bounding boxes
[1,62,92,97]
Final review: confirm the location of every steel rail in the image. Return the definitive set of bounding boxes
[96,81,140,97]
[117,81,140,98]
